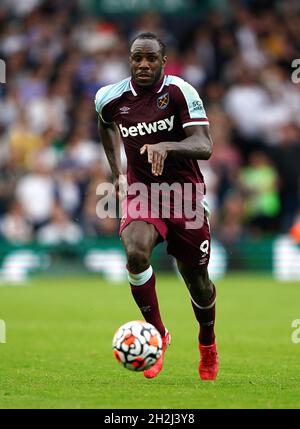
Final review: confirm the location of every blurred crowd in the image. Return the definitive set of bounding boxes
[0,0,300,248]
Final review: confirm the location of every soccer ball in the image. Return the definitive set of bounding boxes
[112,320,163,371]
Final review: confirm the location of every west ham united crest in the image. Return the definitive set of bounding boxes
[157,92,169,109]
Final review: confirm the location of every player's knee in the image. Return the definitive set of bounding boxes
[126,243,151,273]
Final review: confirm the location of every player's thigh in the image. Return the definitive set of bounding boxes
[121,220,160,257]
[167,217,211,269]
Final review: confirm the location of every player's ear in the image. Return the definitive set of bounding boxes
[162,56,167,67]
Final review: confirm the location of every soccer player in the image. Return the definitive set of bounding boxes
[95,32,218,380]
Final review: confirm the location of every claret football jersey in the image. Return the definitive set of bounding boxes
[95,75,209,191]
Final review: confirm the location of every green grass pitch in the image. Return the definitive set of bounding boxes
[0,273,300,409]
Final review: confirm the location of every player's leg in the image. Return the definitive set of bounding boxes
[121,220,170,379]
[121,220,166,337]
[166,214,218,380]
[177,263,216,344]
[176,262,218,381]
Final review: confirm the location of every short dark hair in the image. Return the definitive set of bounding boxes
[130,32,166,57]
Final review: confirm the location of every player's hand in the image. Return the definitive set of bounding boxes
[140,143,168,176]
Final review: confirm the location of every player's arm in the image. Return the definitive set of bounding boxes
[97,116,124,195]
[140,125,212,176]
[166,124,212,159]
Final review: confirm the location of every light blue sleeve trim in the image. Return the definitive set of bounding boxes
[94,77,131,123]
[168,75,208,120]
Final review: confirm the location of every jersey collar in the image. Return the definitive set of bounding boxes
[130,75,167,96]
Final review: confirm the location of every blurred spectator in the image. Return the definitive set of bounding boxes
[54,160,83,218]
[15,158,56,229]
[198,162,219,220]
[64,124,101,169]
[73,18,119,55]
[2,0,42,17]
[0,86,19,128]
[82,156,119,236]
[271,123,300,231]
[215,191,245,245]
[181,49,206,89]
[238,151,280,233]
[194,27,215,78]
[129,11,175,47]
[37,204,82,245]
[0,200,33,243]
[25,79,70,134]
[163,47,184,77]
[224,66,269,142]
[207,106,242,206]
[0,157,25,215]
[233,6,269,70]
[82,192,118,238]
[94,43,129,86]
[8,112,42,169]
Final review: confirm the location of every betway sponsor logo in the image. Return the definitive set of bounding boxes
[119,115,174,137]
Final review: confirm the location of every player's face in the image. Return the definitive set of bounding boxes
[130,39,167,87]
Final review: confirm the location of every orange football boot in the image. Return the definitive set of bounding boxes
[199,342,219,381]
[143,330,171,379]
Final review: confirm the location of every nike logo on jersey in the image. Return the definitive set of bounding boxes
[119,115,174,137]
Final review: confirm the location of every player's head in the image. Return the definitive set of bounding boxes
[129,32,167,87]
